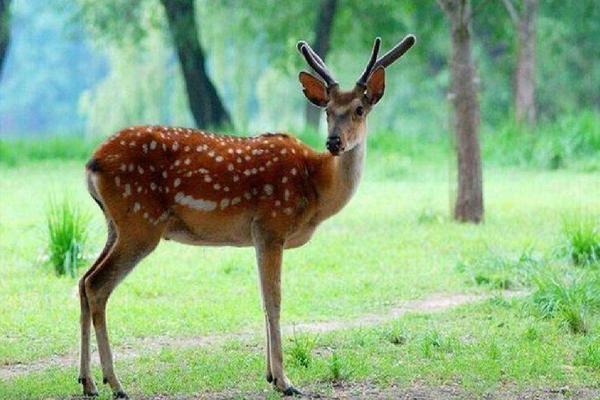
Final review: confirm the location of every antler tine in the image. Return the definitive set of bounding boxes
[297,41,326,69]
[356,37,381,87]
[297,41,337,87]
[373,34,416,70]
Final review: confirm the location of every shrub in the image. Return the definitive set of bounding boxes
[46,198,89,277]
[562,215,600,267]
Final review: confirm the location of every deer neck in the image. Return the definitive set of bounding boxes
[313,139,366,221]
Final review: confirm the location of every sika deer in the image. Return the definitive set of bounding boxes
[79,35,415,398]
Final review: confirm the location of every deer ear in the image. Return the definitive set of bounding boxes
[365,66,385,105]
[299,71,329,107]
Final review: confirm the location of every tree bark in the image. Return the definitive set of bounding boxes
[514,0,537,125]
[438,0,484,223]
[305,0,337,131]
[160,0,231,129]
[0,0,11,81]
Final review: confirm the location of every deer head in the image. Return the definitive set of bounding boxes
[297,35,416,155]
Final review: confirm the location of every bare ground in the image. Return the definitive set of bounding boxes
[132,381,599,400]
[1,291,523,381]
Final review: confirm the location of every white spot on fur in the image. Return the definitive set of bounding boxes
[231,197,241,205]
[133,202,141,212]
[220,198,230,209]
[174,178,181,188]
[264,184,273,195]
[174,192,216,211]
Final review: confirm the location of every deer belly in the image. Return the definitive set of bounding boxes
[162,212,254,247]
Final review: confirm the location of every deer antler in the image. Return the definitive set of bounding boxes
[356,37,381,87]
[297,40,338,87]
[356,34,416,87]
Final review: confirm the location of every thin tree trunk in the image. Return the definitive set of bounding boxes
[0,0,11,81]
[160,0,231,129]
[305,0,337,131]
[514,0,537,125]
[438,0,484,223]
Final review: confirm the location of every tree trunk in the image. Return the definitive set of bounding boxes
[514,0,537,125]
[160,0,231,129]
[305,0,337,131]
[0,0,11,81]
[438,0,484,223]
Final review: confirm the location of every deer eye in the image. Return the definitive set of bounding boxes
[355,106,364,116]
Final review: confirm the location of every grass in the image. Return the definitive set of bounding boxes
[1,134,600,398]
[531,271,600,335]
[562,214,600,267]
[46,197,89,277]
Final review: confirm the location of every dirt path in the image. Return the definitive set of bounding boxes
[0,291,523,381]
[135,381,599,400]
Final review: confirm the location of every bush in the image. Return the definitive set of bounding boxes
[46,198,90,277]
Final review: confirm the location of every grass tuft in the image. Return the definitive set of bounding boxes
[456,250,540,290]
[327,352,348,382]
[287,332,317,369]
[531,271,600,335]
[46,198,89,277]
[574,337,600,370]
[562,215,600,267]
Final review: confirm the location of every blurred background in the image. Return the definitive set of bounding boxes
[0,0,597,141]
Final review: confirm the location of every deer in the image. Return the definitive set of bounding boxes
[78,34,415,398]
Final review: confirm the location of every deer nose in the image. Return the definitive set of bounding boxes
[326,136,342,155]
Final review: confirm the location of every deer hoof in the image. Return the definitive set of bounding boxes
[79,377,98,397]
[114,390,129,399]
[266,372,273,383]
[282,386,303,397]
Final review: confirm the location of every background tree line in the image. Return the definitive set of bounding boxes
[0,0,598,222]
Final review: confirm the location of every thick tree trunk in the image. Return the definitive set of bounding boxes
[0,0,11,80]
[160,0,231,129]
[305,0,337,131]
[514,0,537,125]
[438,0,484,223]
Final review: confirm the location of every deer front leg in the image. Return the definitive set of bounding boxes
[253,230,301,396]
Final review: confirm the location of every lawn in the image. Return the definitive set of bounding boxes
[1,155,600,399]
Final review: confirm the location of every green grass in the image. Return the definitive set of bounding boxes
[1,142,600,398]
[562,214,600,267]
[46,197,90,277]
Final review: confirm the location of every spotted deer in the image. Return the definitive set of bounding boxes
[79,35,415,398]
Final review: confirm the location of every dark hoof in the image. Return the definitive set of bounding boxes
[114,390,129,399]
[83,390,99,398]
[282,386,303,397]
[103,377,108,384]
[266,373,274,383]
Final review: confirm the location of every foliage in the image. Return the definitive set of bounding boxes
[482,111,600,170]
[0,136,98,166]
[46,197,89,277]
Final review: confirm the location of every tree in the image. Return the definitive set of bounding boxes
[502,0,538,125]
[160,0,231,128]
[0,0,11,80]
[304,0,338,130]
[437,0,484,223]
[73,0,231,129]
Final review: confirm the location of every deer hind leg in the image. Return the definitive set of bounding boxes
[78,219,116,396]
[84,224,163,399]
